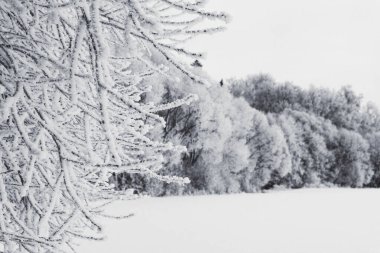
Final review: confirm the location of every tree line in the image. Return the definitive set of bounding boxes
[111,74,380,195]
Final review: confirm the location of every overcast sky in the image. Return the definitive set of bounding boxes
[190,0,380,105]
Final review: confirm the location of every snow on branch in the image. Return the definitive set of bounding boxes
[0,0,226,252]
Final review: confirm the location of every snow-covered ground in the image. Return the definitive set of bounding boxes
[78,189,380,253]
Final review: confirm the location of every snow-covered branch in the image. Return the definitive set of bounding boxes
[0,0,225,252]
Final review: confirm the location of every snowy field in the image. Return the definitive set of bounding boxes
[78,189,380,253]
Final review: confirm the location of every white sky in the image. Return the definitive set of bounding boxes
[190,0,380,106]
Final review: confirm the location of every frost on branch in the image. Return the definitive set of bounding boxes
[0,0,227,252]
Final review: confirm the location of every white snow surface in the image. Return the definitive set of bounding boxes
[78,189,380,253]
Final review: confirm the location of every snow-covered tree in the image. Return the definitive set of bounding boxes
[0,0,227,252]
[239,109,291,192]
[274,113,304,187]
[333,129,372,187]
[204,95,253,194]
[367,132,380,187]
[279,110,337,187]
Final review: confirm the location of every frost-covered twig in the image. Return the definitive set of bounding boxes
[0,0,226,252]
